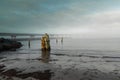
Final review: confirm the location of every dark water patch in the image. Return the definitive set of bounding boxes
[52,53,101,58]
[81,55,100,58]
[0,65,5,72]
[102,56,120,59]
[52,53,81,57]
[17,70,53,80]
[54,53,120,59]
[105,60,120,62]
[52,53,66,56]
[50,59,58,61]
[0,57,5,60]
[52,68,120,80]
[1,69,22,77]
[1,69,53,80]
[0,58,22,62]
[0,58,42,62]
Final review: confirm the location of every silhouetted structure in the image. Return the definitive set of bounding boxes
[0,38,22,51]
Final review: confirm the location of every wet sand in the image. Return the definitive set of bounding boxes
[0,49,120,80]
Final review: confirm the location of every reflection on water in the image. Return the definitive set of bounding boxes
[41,50,50,63]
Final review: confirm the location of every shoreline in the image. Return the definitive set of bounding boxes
[0,50,120,80]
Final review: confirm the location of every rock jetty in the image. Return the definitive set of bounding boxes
[0,38,22,52]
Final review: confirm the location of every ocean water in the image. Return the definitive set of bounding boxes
[19,38,120,61]
[1,38,120,80]
[21,38,120,51]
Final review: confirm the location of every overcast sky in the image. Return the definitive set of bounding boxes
[0,0,120,38]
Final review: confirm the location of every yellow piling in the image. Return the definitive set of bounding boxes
[41,33,51,51]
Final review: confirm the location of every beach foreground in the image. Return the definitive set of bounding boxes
[0,49,120,80]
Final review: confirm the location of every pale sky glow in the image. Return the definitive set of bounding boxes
[0,0,120,38]
[64,10,120,38]
[52,10,120,38]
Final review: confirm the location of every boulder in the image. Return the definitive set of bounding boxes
[0,38,22,52]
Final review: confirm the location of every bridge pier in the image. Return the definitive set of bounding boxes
[30,35,34,40]
[28,39,31,48]
[28,35,35,48]
[11,35,16,40]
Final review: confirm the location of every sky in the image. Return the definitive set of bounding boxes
[0,0,120,38]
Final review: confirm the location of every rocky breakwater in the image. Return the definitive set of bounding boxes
[0,38,22,51]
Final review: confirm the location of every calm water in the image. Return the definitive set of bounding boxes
[21,38,120,51]
[18,38,120,61]
[1,38,120,80]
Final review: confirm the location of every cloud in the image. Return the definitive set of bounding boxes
[68,10,120,38]
[0,0,120,38]
[0,0,74,33]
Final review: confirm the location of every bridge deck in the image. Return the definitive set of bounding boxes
[0,33,67,36]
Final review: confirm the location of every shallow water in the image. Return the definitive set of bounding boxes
[21,38,120,51]
[0,38,120,80]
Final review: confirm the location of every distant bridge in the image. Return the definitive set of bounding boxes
[0,33,70,41]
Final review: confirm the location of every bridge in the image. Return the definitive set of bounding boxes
[0,33,70,41]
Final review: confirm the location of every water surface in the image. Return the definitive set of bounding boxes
[0,38,120,80]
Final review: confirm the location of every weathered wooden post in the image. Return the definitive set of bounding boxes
[61,37,63,43]
[41,33,51,51]
[41,33,51,63]
[11,35,16,40]
[28,35,35,48]
[28,39,31,48]
[41,36,46,50]
[56,38,58,43]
